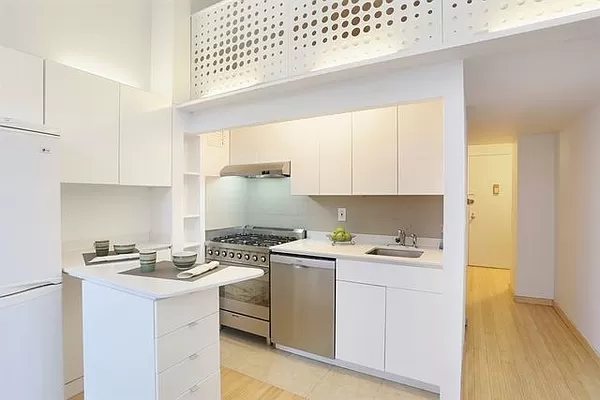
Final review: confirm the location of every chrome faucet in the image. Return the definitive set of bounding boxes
[408,233,418,248]
[395,228,407,246]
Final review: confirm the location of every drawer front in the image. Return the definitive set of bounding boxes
[337,259,443,294]
[175,372,220,400]
[157,312,219,373]
[158,342,219,400]
[155,288,218,337]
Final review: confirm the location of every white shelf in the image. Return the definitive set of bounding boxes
[184,242,202,249]
[184,171,201,176]
[183,214,201,219]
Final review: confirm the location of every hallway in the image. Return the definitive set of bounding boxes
[462,267,600,399]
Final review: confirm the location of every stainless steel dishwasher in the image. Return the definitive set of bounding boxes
[270,253,335,358]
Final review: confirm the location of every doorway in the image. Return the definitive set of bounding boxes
[468,144,515,269]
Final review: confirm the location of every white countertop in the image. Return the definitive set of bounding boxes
[64,261,263,300]
[270,239,443,268]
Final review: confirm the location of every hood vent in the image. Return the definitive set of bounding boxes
[220,161,291,178]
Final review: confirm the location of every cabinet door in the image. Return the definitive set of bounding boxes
[201,130,230,177]
[0,46,43,124]
[385,287,442,385]
[45,61,119,184]
[119,85,172,187]
[318,114,352,195]
[259,121,292,163]
[336,281,385,370]
[288,118,319,195]
[352,107,398,195]
[398,100,444,195]
[229,126,261,164]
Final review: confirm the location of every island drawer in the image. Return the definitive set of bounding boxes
[155,288,218,337]
[157,312,219,373]
[337,259,443,294]
[174,372,220,400]
[158,342,219,400]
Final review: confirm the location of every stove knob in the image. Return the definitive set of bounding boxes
[244,254,250,260]
[214,250,220,256]
[207,249,213,256]
[252,255,258,262]
[260,256,267,263]
[237,253,242,259]
[229,252,235,258]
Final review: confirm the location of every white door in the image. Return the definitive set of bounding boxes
[335,281,385,371]
[45,61,120,185]
[385,287,442,386]
[0,285,64,400]
[468,153,514,269]
[0,128,61,290]
[119,85,172,187]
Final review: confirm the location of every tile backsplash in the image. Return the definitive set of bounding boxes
[206,178,443,237]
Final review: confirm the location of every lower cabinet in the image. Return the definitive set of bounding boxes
[335,276,442,387]
[385,287,442,386]
[335,281,385,371]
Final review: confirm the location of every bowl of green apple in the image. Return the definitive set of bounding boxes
[327,227,356,246]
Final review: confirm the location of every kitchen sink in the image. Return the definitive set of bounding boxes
[365,247,424,259]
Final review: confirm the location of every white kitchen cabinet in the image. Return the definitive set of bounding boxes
[119,85,172,187]
[398,100,444,195]
[201,131,230,177]
[318,114,352,195]
[0,46,43,124]
[336,280,385,371]
[229,126,261,164]
[352,107,398,195]
[385,287,442,386]
[288,118,319,195]
[45,61,120,184]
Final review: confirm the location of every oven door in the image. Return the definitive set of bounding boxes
[219,265,270,321]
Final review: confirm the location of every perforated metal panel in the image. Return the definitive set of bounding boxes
[191,0,288,98]
[444,0,600,41]
[289,0,442,74]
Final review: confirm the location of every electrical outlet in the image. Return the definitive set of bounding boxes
[337,208,347,222]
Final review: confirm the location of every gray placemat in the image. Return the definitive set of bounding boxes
[119,261,226,282]
[82,250,139,266]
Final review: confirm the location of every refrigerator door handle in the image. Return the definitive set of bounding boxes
[0,281,62,300]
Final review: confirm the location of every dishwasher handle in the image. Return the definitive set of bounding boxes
[270,254,335,270]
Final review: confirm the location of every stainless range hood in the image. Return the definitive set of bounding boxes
[220,161,291,178]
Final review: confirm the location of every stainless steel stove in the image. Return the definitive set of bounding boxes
[205,226,306,341]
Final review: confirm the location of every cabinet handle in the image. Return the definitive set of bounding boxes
[188,320,199,328]
[190,383,201,392]
[189,353,199,360]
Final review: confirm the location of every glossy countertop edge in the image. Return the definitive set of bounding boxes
[270,239,443,269]
[64,262,263,300]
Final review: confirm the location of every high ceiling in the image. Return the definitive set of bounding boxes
[465,32,600,144]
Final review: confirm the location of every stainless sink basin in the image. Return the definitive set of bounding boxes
[366,247,424,259]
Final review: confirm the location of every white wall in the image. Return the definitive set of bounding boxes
[515,133,557,299]
[556,103,600,356]
[189,61,467,400]
[61,184,169,249]
[205,177,247,230]
[0,0,152,89]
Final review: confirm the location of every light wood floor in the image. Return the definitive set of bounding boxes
[67,368,302,400]
[462,266,600,400]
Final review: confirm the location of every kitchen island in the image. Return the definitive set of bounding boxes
[65,262,263,400]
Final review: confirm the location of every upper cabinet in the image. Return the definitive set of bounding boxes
[352,107,398,195]
[398,100,444,195]
[201,131,230,177]
[119,86,172,187]
[317,114,352,196]
[230,125,261,165]
[0,46,43,124]
[45,61,120,185]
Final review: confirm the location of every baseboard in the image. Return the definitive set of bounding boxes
[275,344,440,395]
[64,377,83,400]
[513,295,553,306]
[552,303,600,365]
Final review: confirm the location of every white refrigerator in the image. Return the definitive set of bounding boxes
[0,119,64,400]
